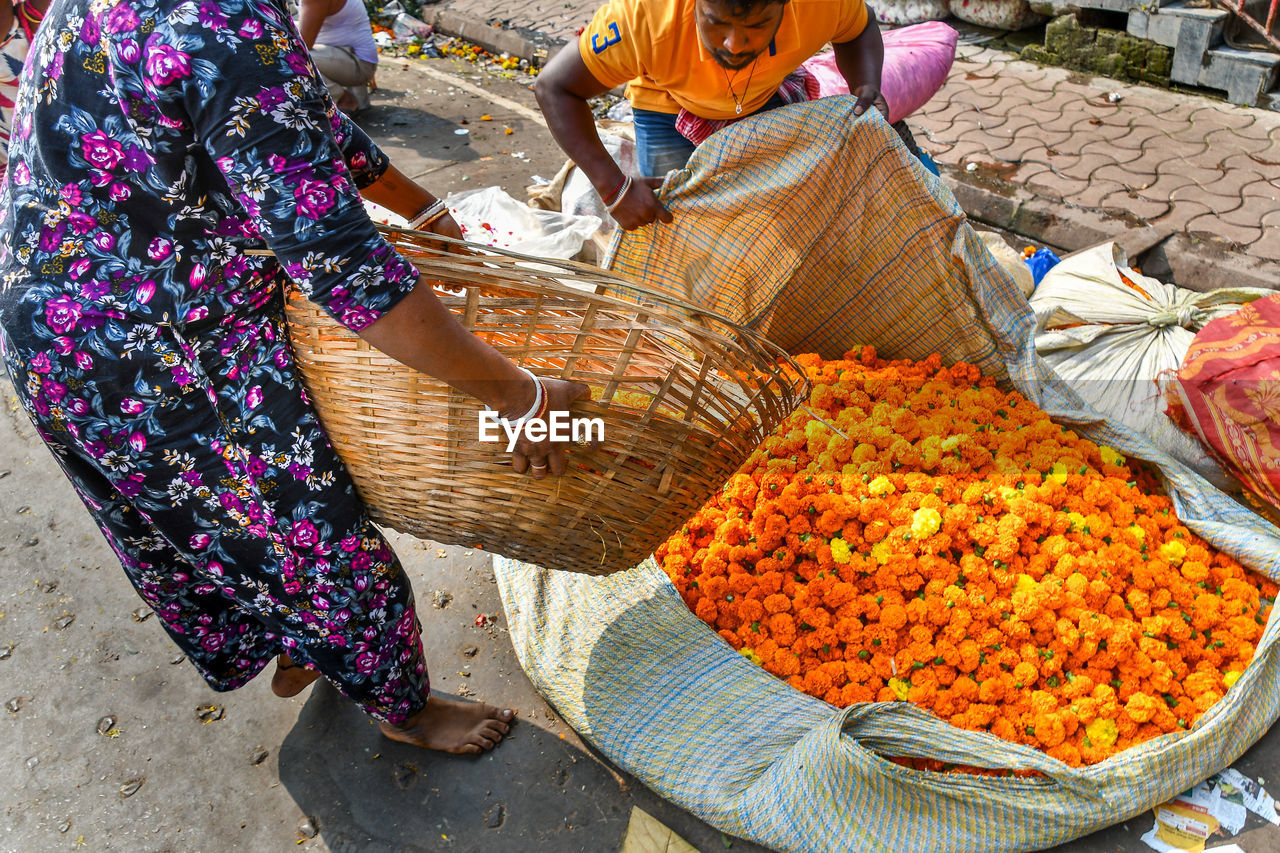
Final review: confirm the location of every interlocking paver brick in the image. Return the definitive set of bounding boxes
[1216,191,1280,228]
[1006,161,1053,185]
[1098,190,1172,222]
[933,137,1001,168]
[1135,170,1198,204]
[1070,174,1129,209]
[1108,124,1170,153]
[1026,168,1092,202]
[1187,105,1263,131]
[1078,139,1150,167]
[1159,157,1233,190]
[1090,162,1157,189]
[1241,176,1280,203]
[1194,164,1272,199]
[1249,210,1280,258]
[1056,150,1122,182]
[1151,199,1217,232]
[1202,129,1275,164]
[1170,183,1244,215]
[1185,212,1262,246]
[989,131,1063,163]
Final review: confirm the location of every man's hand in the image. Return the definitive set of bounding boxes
[607,176,673,231]
[851,84,889,119]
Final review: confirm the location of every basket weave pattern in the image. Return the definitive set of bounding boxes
[283,229,807,574]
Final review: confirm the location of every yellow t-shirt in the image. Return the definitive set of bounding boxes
[578,0,868,120]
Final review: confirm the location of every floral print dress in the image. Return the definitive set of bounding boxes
[0,0,432,723]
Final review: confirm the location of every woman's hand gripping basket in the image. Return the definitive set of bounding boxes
[283,227,808,575]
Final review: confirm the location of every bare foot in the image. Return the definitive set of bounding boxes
[378,695,516,755]
[335,91,360,113]
[271,654,320,698]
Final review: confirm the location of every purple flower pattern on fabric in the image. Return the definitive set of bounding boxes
[0,0,428,723]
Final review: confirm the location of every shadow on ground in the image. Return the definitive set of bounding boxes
[279,681,633,852]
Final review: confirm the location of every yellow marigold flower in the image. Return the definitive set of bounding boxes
[940,435,965,452]
[868,475,895,496]
[889,677,910,701]
[1160,540,1187,565]
[1084,718,1117,748]
[911,507,942,540]
[805,420,828,441]
[740,647,764,666]
[997,485,1021,502]
[1015,574,1038,595]
[872,540,892,565]
[1067,512,1087,532]
[1047,462,1069,485]
[830,537,853,564]
[1099,445,1125,467]
[1223,671,1242,689]
[1128,524,1145,542]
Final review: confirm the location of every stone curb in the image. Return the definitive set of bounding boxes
[420,6,563,64]
[943,171,1280,291]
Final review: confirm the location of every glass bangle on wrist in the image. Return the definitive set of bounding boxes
[495,366,544,425]
[408,199,448,230]
[604,176,633,214]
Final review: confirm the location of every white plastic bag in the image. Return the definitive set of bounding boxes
[445,186,601,259]
[362,187,601,261]
[1030,242,1268,490]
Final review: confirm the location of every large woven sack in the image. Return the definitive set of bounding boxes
[493,100,1280,852]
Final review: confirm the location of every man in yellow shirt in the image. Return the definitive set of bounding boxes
[534,0,886,230]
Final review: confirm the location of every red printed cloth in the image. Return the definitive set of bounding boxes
[674,67,820,146]
[1168,292,1280,516]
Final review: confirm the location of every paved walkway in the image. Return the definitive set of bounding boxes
[918,42,1280,263]
[422,2,1280,284]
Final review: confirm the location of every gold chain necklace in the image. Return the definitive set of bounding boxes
[721,59,758,115]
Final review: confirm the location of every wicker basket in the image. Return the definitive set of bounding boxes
[283,227,807,575]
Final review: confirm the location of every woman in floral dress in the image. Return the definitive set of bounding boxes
[0,0,582,752]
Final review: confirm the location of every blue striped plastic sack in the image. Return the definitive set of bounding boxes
[493,99,1280,853]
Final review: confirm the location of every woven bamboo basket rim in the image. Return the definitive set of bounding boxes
[280,226,811,573]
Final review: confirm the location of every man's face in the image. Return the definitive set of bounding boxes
[694,0,787,70]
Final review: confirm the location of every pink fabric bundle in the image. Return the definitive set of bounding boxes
[801,20,958,125]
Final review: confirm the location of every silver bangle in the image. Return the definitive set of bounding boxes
[408,199,448,230]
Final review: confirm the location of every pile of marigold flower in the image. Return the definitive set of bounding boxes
[657,347,1276,767]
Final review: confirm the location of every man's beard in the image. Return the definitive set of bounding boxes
[712,49,758,69]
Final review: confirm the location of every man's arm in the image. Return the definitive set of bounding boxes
[533,45,671,231]
[832,17,888,118]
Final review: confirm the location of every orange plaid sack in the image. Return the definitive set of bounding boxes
[1168,292,1280,517]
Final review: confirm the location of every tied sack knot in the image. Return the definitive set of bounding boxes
[1147,306,1197,328]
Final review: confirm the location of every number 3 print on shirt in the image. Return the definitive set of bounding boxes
[591,21,621,53]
